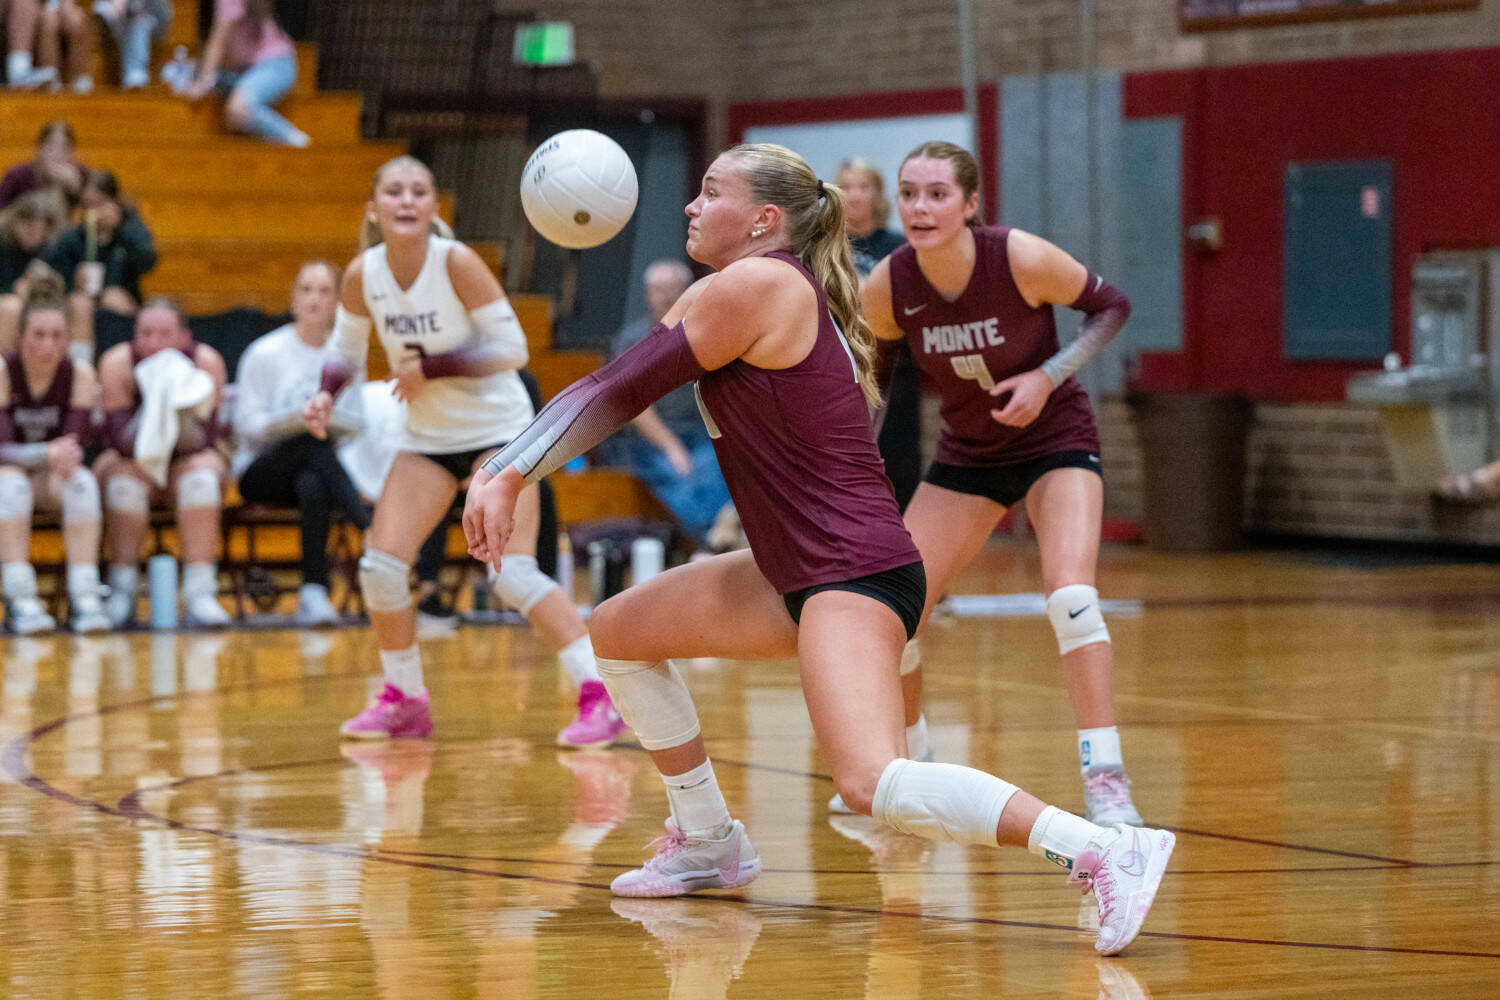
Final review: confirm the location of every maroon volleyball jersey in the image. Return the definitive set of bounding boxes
[696,251,920,594]
[4,353,74,443]
[888,226,1099,466]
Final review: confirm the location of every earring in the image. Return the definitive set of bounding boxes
[750,229,764,238]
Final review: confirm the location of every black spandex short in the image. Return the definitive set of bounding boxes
[783,560,927,640]
[924,450,1101,508]
[416,444,504,482]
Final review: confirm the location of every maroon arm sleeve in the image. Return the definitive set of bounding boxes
[481,321,707,482]
[1038,273,1131,388]
[319,358,355,399]
[419,344,509,380]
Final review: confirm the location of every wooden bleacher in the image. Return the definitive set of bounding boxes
[6,0,668,618]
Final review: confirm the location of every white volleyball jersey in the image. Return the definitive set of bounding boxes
[361,236,533,453]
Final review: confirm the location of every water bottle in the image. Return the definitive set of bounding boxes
[630,536,664,587]
[148,553,178,630]
[162,46,195,95]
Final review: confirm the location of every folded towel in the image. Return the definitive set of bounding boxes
[134,348,215,487]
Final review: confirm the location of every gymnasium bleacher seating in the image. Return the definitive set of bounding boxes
[3,0,671,621]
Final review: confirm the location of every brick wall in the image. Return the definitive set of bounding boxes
[725,0,1500,97]
[486,1,1500,132]
[735,0,967,99]
[1098,397,1500,546]
[494,0,735,99]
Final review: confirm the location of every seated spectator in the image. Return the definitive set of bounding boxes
[93,0,170,89]
[233,260,369,626]
[35,0,93,92]
[94,299,232,628]
[606,259,731,554]
[0,121,88,212]
[186,0,308,147]
[1,195,66,352]
[4,0,53,88]
[46,169,156,365]
[0,282,110,634]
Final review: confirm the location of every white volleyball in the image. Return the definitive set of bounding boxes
[519,129,639,249]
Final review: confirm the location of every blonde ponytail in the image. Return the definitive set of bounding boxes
[804,180,879,406]
[728,144,880,407]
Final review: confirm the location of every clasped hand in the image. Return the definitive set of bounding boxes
[463,466,522,571]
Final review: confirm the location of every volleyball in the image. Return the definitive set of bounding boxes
[520,129,639,249]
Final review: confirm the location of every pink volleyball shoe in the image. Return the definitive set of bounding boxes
[557,679,628,748]
[339,684,434,740]
[611,819,761,897]
[1066,824,1176,955]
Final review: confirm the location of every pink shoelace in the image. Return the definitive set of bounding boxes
[1066,847,1118,914]
[375,684,407,706]
[641,821,689,872]
[1084,770,1133,811]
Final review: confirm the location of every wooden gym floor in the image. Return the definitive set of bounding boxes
[1,539,1497,998]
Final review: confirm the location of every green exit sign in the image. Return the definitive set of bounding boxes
[513,22,574,66]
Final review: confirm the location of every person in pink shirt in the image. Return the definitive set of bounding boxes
[186,0,307,147]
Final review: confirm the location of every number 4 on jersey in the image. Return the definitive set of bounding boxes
[950,354,995,390]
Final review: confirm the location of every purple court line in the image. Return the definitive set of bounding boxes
[6,678,1500,959]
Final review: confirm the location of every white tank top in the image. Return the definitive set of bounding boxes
[360,236,534,453]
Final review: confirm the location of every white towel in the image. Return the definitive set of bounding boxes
[337,381,406,502]
[133,349,215,487]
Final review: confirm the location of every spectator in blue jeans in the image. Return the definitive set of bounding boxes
[186,0,307,147]
[93,0,172,90]
[607,259,730,554]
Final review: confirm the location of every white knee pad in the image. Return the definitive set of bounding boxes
[176,467,221,510]
[595,656,701,750]
[491,555,557,615]
[105,476,149,515]
[900,637,922,676]
[60,469,101,524]
[358,549,412,613]
[872,758,1019,847]
[0,473,33,520]
[1046,584,1110,655]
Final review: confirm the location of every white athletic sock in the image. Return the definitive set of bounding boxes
[182,562,218,598]
[1027,804,1106,871]
[67,563,101,600]
[379,644,424,695]
[558,634,599,685]
[1078,726,1123,773]
[109,563,139,595]
[661,758,732,840]
[907,714,931,760]
[2,561,37,599]
[7,51,32,81]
